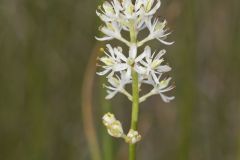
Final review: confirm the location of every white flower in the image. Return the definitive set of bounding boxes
[137,46,171,83]
[145,18,174,45]
[105,71,131,99]
[96,0,122,22]
[121,0,135,19]
[125,129,141,144]
[136,0,161,16]
[98,44,146,78]
[148,76,175,102]
[96,22,129,44]
[97,44,129,77]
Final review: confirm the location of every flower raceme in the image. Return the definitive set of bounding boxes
[96,0,174,144]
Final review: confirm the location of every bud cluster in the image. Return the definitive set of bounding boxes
[103,113,141,144]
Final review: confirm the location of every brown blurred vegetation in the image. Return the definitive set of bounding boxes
[0,0,240,160]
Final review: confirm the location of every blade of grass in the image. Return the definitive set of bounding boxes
[81,43,102,160]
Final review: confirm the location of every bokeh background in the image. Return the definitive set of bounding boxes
[0,0,240,160]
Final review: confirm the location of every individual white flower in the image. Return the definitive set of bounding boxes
[135,0,161,16]
[98,44,147,78]
[96,22,127,43]
[97,44,130,77]
[149,76,175,102]
[102,112,116,127]
[96,0,122,22]
[97,44,120,76]
[145,17,173,45]
[137,46,171,83]
[125,129,141,144]
[104,71,131,99]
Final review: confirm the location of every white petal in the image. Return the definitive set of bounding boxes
[114,48,127,61]
[139,60,149,67]
[154,49,166,60]
[113,0,123,11]
[105,85,117,91]
[126,67,131,78]
[146,0,161,15]
[157,38,174,45]
[95,36,113,41]
[157,65,172,72]
[106,44,115,58]
[134,65,146,74]
[97,69,110,76]
[151,71,159,84]
[135,51,146,62]
[159,93,175,103]
[106,90,118,99]
[135,0,143,11]
[96,11,112,22]
[101,27,115,36]
[160,86,175,92]
[113,63,128,71]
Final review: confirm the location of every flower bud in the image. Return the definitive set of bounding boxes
[102,112,116,127]
[107,120,124,138]
[125,129,141,144]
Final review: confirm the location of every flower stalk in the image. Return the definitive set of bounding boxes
[129,68,139,160]
[95,0,175,159]
[129,20,139,160]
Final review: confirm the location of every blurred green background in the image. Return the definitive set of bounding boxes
[0,0,240,160]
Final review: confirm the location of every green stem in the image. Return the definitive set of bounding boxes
[129,20,139,160]
[129,69,139,160]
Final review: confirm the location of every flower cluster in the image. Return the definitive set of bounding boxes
[96,0,173,46]
[96,0,174,103]
[102,113,141,144]
[96,0,175,144]
[97,44,174,102]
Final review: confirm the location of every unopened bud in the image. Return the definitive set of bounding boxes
[107,120,124,138]
[102,112,116,127]
[125,129,141,144]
